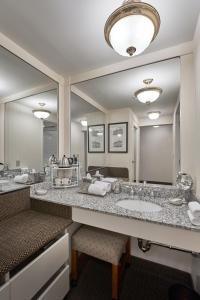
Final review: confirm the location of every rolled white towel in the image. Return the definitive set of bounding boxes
[188,201,200,218]
[88,183,107,196]
[14,174,29,184]
[102,177,118,183]
[187,210,200,226]
[94,181,111,193]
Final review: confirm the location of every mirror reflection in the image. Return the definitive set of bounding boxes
[0,46,58,176]
[71,57,180,185]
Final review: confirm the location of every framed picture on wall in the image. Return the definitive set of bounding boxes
[88,124,105,153]
[108,122,128,153]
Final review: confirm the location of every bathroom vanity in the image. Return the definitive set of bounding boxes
[31,183,200,253]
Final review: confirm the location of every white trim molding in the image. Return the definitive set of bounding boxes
[0,82,57,104]
[70,41,194,84]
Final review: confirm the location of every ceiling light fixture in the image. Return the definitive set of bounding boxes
[104,0,160,57]
[81,120,88,127]
[135,79,162,104]
[148,111,160,120]
[153,125,160,128]
[32,103,50,120]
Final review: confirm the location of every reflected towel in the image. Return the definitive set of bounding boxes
[14,174,29,184]
[95,181,111,193]
[188,201,200,218]
[187,210,200,226]
[102,177,118,183]
[88,183,107,197]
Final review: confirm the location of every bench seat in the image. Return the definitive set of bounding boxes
[0,210,72,276]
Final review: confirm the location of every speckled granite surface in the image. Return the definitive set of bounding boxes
[0,182,29,194]
[30,182,200,232]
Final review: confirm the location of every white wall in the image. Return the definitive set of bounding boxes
[180,54,196,187]
[0,103,5,163]
[5,101,43,171]
[43,127,58,165]
[140,125,173,183]
[71,121,85,174]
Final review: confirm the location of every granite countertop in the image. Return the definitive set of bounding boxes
[31,183,200,232]
[0,182,29,194]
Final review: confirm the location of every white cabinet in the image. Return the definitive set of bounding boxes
[38,265,69,300]
[9,234,69,300]
[0,282,9,300]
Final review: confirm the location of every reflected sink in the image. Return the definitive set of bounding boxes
[116,199,162,213]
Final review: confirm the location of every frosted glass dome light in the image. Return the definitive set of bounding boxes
[32,102,50,120]
[135,78,162,104]
[33,110,50,119]
[104,0,160,57]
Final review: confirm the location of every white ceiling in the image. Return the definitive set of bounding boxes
[74,58,180,119]
[71,92,99,121]
[17,89,58,114]
[0,0,199,76]
[0,46,55,99]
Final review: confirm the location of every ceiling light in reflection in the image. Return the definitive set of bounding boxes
[148,111,160,120]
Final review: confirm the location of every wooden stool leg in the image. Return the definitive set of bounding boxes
[112,264,119,300]
[71,249,78,282]
[126,238,131,265]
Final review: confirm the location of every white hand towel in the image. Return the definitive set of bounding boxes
[187,210,200,226]
[94,181,111,192]
[88,183,107,196]
[188,201,200,218]
[14,174,29,184]
[102,177,118,183]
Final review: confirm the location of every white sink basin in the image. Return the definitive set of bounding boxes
[116,199,162,213]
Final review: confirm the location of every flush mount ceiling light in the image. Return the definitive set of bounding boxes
[81,120,88,127]
[148,111,160,120]
[32,103,50,120]
[153,125,160,128]
[135,79,162,104]
[104,0,160,57]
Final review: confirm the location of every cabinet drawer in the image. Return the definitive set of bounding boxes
[10,233,69,300]
[0,282,10,300]
[38,265,69,300]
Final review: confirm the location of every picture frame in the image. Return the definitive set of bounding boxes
[108,122,128,153]
[88,124,105,153]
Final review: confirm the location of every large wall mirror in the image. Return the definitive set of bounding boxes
[0,46,58,173]
[71,57,180,185]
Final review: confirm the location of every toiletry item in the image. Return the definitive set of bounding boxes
[55,177,62,186]
[113,181,122,194]
[102,177,118,183]
[169,198,185,206]
[61,155,68,167]
[187,210,200,226]
[14,174,29,184]
[88,183,107,196]
[94,181,111,193]
[188,201,200,218]
[49,154,57,165]
[35,189,48,195]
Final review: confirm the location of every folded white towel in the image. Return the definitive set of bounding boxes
[94,181,111,193]
[188,201,200,218]
[88,183,107,196]
[102,177,118,183]
[14,174,29,184]
[187,210,200,226]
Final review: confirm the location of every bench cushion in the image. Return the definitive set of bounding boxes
[0,210,71,276]
[72,225,128,265]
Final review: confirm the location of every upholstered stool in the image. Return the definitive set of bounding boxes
[71,225,130,300]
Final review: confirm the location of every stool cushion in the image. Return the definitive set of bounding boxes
[72,225,128,265]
